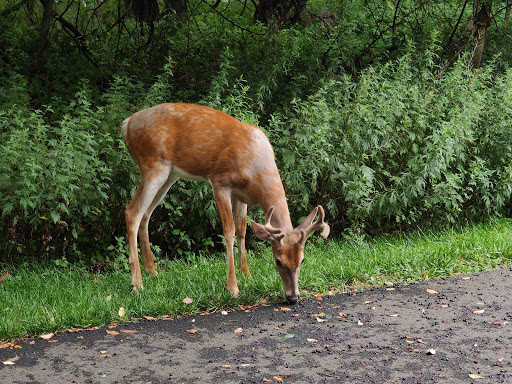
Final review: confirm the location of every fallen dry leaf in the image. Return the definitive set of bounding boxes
[40,333,54,340]
[468,373,485,379]
[233,327,243,333]
[473,309,485,314]
[48,340,58,343]
[262,378,272,383]
[426,289,438,295]
[498,358,504,363]
[388,314,398,317]
[0,271,10,284]
[220,364,231,368]
[144,315,157,321]
[118,307,125,318]
[0,343,13,349]
[108,323,118,329]
[121,329,138,334]
[316,318,327,323]
[185,329,197,334]
[2,356,20,365]
[337,312,347,318]
[311,312,326,317]
[273,376,284,382]
[183,297,194,304]
[280,307,292,311]
[106,330,120,335]
[29,341,35,345]
[462,276,472,280]
[307,338,318,343]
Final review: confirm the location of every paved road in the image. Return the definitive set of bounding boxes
[1,268,512,383]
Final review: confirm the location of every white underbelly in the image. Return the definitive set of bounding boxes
[171,166,208,182]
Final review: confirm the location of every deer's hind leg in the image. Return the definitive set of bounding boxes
[125,164,173,290]
[138,171,179,276]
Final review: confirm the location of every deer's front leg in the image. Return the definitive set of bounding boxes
[213,187,239,297]
[233,199,250,276]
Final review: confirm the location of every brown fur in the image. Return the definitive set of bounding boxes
[122,103,330,302]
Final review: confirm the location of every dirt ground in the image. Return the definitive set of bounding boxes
[1,268,512,384]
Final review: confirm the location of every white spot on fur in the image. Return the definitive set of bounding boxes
[121,117,131,143]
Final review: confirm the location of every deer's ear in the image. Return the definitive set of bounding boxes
[296,207,319,231]
[251,221,275,242]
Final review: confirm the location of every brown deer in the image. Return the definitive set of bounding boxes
[122,103,330,303]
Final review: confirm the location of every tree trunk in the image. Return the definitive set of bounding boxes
[471,1,492,69]
[505,0,511,26]
[125,0,160,22]
[32,0,54,71]
[253,0,307,25]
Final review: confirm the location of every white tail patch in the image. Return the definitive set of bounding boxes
[121,117,131,143]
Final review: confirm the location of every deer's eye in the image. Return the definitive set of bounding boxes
[299,258,305,266]
[275,259,283,267]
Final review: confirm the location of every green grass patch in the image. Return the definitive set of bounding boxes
[2,219,512,340]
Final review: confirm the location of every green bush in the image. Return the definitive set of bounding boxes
[0,80,127,262]
[1,35,512,265]
[270,51,512,231]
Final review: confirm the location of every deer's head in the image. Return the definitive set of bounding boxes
[251,206,330,304]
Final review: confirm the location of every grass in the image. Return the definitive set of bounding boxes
[1,218,512,340]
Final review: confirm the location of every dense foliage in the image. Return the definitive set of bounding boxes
[1,0,511,265]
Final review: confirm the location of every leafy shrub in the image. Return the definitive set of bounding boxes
[2,34,512,266]
[270,50,512,232]
[0,81,124,262]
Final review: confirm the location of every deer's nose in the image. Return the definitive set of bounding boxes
[286,295,299,305]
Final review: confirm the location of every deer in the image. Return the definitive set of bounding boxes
[122,103,330,304]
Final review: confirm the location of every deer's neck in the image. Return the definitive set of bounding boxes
[259,184,293,232]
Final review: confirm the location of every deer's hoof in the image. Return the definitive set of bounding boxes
[228,286,239,298]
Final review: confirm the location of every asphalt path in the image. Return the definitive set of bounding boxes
[1,268,512,383]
